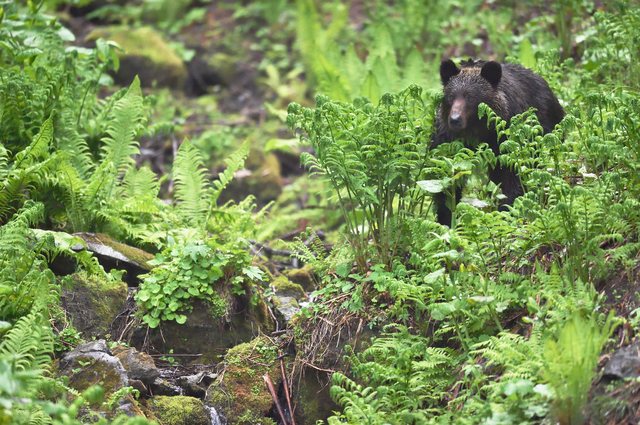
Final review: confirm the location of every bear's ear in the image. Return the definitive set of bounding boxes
[480,61,502,87]
[440,60,459,86]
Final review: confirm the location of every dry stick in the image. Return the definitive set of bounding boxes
[263,372,288,425]
[280,358,296,425]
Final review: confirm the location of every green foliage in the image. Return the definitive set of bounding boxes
[295,0,430,102]
[302,7,640,423]
[173,138,250,229]
[106,387,139,411]
[135,240,265,328]
[288,86,439,270]
[0,202,58,322]
[541,311,617,425]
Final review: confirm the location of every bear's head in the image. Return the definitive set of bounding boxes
[439,59,503,134]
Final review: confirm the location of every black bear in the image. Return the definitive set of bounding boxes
[432,58,565,226]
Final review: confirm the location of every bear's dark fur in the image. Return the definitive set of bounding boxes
[432,58,565,226]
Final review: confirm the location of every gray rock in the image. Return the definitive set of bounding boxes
[603,340,640,380]
[176,372,219,398]
[59,340,128,393]
[111,345,159,385]
[69,233,155,285]
[150,378,181,396]
[273,295,301,323]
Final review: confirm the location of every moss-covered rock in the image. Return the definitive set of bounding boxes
[283,267,316,292]
[153,396,209,425]
[62,271,127,339]
[206,337,281,424]
[70,232,155,285]
[86,26,187,89]
[130,298,274,364]
[58,340,129,418]
[221,150,283,208]
[272,276,307,301]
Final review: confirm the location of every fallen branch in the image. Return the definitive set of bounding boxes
[280,358,296,425]
[263,372,288,425]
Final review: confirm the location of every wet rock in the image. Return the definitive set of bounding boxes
[128,379,148,398]
[111,345,159,385]
[206,337,281,424]
[603,339,640,381]
[175,373,212,398]
[150,378,181,396]
[131,298,274,364]
[272,276,307,301]
[283,267,316,292]
[59,340,128,398]
[61,271,128,339]
[71,233,155,285]
[153,395,210,425]
[272,295,301,324]
[86,26,187,89]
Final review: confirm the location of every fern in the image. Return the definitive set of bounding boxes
[173,139,212,227]
[96,76,145,198]
[210,138,250,206]
[0,114,56,221]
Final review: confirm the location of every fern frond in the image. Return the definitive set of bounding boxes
[99,76,144,178]
[173,139,211,226]
[210,138,250,205]
[122,166,161,200]
[0,310,53,373]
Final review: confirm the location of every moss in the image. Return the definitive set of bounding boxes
[153,396,209,425]
[64,271,127,338]
[206,337,281,424]
[63,355,127,418]
[207,52,237,86]
[86,26,187,89]
[272,276,307,301]
[79,233,155,271]
[283,267,316,291]
[272,296,299,309]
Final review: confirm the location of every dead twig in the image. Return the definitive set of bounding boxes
[264,372,289,425]
[280,358,296,425]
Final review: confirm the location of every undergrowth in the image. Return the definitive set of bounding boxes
[287,4,640,425]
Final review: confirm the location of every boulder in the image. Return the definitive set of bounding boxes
[175,372,218,398]
[111,345,159,385]
[59,340,128,397]
[152,396,210,425]
[206,337,281,424]
[272,276,307,301]
[130,298,274,364]
[220,150,283,208]
[272,295,301,324]
[603,339,640,381]
[86,26,187,89]
[61,272,128,339]
[283,267,316,292]
[72,233,155,285]
[150,378,181,397]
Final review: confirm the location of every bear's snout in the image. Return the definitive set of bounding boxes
[448,99,466,129]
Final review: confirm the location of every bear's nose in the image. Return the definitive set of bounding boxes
[449,112,463,128]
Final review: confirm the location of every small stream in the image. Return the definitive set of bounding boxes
[205,405,224,425]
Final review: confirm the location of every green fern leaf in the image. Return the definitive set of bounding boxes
[100,76,144,177]
[173,139,211,226]
[210,139,250,206]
